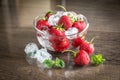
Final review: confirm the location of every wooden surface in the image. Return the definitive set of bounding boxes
[0,29,120,80]
[0,0,120,80]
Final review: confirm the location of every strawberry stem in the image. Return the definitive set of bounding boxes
[81,35,85,40]
[90,36,99,44]
[63,50,77,57]
[57,5,67,12]
[47,10,53,14]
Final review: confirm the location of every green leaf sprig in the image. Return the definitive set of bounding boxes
[43,58,65,69]
[91,54,106,65]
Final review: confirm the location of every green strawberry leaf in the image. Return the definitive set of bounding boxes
[67,13,78,23]
[91,54,106,65]
[54,58,65,68]
[47,10,54,14]
[43,59,54,68]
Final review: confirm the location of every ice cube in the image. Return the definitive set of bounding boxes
[37,36,54,51]
[63,11,78,22]
[26,56,37,65]
[63,11,77,16]
[48,11,64,26]
[65,27,78,39]
[34,48,52,63]
[24,43,38,58]
[77,14,84,21]
[41,30,50,39]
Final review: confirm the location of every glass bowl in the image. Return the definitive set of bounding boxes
[34,14,89,52]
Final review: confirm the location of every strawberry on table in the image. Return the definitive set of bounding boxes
[36,20,51,30]
[73,21,86,32]
[74,50,90,66]
[58,15,72,30]
[79,37,95,55]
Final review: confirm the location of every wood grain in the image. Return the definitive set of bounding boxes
[0,29,120,80]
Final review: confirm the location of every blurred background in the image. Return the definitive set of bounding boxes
[0,0,120,55]
[0,0,120,80]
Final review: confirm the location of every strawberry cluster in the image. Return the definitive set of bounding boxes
[35,10,88,52]
[64,36,95,66]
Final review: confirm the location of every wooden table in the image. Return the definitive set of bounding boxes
[0,28,120,80]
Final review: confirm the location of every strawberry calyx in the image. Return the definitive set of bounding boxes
[40,17,48,21]
[56,24,65,31]
[67,13,78,23]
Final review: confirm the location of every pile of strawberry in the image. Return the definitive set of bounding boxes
[36,10,88,52]
[65,36,95,66]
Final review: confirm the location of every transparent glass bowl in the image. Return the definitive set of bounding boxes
[34,14,89,52]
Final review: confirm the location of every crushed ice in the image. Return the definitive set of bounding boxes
[65,27,78,39]
[48,11,64,26]
[77,14,84,21]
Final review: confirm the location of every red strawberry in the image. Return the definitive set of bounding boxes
[73,21,86,32]
[49,26,69,52]
[79,41,94,55]
[49,27,65,36]
[72,36,85,48]
[45,10,53,19]
[36,20,51,30]
[50,36,69,52]
[53,39,69,52]
[74,50,90,66]
[58,15,72,30]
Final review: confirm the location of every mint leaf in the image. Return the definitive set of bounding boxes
[54,58,65,68]
[43,59,54,68]
[91,54,106,65]
[43,58,65,69]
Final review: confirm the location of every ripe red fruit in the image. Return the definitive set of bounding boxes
[50,36,69,52]
[53,40,69,52]
[79,41,94,55]
[73,21,86,32]
[74,50,90,66]
[49,27,65,36]
[58,15,72,30]
[49,27,69,52]
[36,20,51,30]
[72,37,84,48]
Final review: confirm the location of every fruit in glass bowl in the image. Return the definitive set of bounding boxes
[34,10,89,52]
